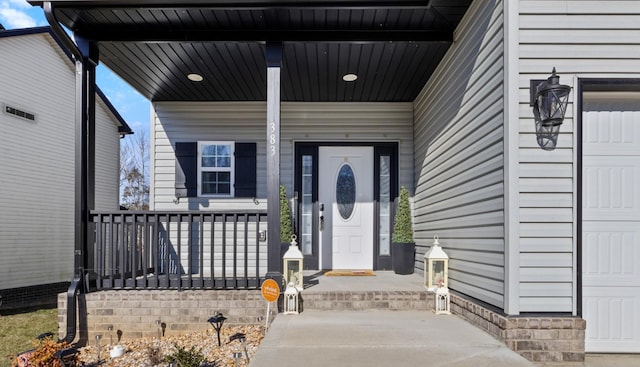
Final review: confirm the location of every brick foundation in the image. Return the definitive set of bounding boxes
[451,295,585,366]
[301,290,433,311]
[57,290,269,342]
[57,288,586,366]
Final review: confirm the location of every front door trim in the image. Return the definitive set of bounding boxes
[294,141,399,270]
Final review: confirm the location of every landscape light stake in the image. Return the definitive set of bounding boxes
[107,325,114,345]
[229,332,250,363]
[208,312,227,346]
[233,352,243,367]
[95,334,102,363]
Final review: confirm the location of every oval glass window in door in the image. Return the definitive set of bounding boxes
[336,164,356,219]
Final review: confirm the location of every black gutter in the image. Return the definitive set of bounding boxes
[44,1,88,345]
[43,2,81,60]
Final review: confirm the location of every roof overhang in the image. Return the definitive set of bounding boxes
[30,0,473,102]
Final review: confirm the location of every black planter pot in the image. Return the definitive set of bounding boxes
[392,242,415,275]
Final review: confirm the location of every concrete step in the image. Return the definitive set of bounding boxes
[300,290,433,311]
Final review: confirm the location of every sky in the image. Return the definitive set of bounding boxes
[0,0,151,139]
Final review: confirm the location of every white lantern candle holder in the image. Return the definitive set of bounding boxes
[283,235,304,290]
[284,283,300,314]
[434,287,451,315]
[423,235,449,291]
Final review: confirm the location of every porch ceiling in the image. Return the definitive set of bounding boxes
[31,0,472,102]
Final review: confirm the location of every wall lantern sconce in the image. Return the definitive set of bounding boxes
[423,236,449,291]
[283,235,304,290]
[530,68,571,151]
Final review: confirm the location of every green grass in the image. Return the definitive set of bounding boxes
[0,308,58,367]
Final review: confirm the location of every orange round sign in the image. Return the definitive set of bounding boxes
[261,279,280,302]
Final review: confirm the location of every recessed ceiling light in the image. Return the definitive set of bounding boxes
[187,73,203,82]
[342,73,358,82]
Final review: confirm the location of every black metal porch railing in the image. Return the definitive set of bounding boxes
[88,210,268,291]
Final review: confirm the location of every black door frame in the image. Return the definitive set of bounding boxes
[294,141,398,270]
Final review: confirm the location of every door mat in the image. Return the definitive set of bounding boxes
[324,270,375,276]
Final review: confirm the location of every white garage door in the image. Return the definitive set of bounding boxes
[582,91,640,353]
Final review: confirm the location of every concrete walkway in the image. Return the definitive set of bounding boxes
[250,310,535,367]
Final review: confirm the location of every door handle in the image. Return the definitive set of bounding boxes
[319,203,324,231]
[320,215,324,231]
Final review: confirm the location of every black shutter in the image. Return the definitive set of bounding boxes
[175,142,197,198]
[235,142,257,197]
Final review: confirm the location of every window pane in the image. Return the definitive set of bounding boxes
[201,143,232,168]
[202,172,231,195]
[303,176,312,194]
[302,155,312,174]
[217,145,231,155]
[379,156,391,255]
[202,145,216,155]
[217,157,231,167]
[336,164,356,220]
[301,154,313,255]
[202,157,216,167]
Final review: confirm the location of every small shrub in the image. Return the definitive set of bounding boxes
[163,344,205,367]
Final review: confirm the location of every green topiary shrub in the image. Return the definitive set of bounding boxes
[392,186,414,243]
[279,185,294,243]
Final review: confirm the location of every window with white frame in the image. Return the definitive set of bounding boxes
[198,141,234,197]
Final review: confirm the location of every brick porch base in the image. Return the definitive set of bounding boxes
[58,289,586,366]
[451,295,585,366]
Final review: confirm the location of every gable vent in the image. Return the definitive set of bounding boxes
[4,105,36,121]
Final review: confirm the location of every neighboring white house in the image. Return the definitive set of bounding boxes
[0,26,131,310]
[28,0,640,361]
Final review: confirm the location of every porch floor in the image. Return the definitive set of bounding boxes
[302,270,425,292]
[251,271,535,367]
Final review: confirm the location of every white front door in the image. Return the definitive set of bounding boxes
[318,147,373,270]
[582,92,640,352]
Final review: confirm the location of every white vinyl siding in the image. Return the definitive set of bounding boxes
[0,33,124,290]
[412,0,505,309]
[0,34,75,289]
[151,101,413,210]
[517,0,640,313]
[95,97,123,211]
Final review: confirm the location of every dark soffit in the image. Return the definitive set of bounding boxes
[30,0,473,102]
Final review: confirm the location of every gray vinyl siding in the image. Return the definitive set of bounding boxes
[517,0,640,313]
[0,33,124,290]
[151,101,413,210]
[413,0,505,309]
